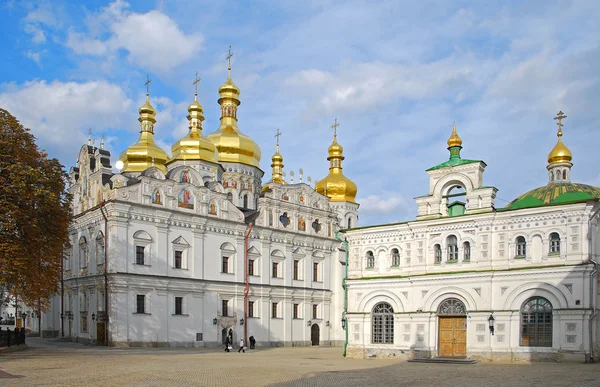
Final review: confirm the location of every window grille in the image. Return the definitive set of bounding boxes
[135,246,145,265]
[372,302,394,344]
[175,297,183,315]
[136,295,145,314]
[516,236,526,256]
[549,233,560,254]
[520,297,553,347]
[447,235,458,261]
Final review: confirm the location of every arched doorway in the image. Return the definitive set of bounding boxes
[311,324,320,346]
[437,298,467,357]
[221,328,228,345]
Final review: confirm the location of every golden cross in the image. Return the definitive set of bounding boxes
[553,110,567,137]
[145,74,152,94]
[227,45,234,70]
[331,118,340,138]
[274,128,281,146]
[193,72,201,94]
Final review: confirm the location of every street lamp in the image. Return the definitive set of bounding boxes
[239,318,244,326]
[325,321,330,327]
[307,320,312,326]
[213,318,218,325]
[488,314,495,336]
[92,313,96,321]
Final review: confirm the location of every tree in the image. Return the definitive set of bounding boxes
[0,108,71,311]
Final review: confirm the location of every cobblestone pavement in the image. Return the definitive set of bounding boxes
[0,338,598,387]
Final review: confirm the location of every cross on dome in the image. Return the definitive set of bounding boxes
[332,118,340,138]
[554,110,567,137]
[227,45,234,71]
[193,72,201,95]
[145,74,152,95]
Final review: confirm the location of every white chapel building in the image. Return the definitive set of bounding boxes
[341,116,600,362]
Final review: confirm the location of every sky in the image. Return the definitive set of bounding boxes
[1,0,599,227]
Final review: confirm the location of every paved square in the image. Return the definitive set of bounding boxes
[0,339,599,386]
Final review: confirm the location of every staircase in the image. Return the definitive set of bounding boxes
[408,357,477,364]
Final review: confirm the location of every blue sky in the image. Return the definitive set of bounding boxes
[1,0,599,226]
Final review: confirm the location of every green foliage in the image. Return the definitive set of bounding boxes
[0,108,72,310]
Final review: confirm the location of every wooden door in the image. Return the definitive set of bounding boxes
[438,317,467,357]
[311,324,320,346]
[96,322,105,345]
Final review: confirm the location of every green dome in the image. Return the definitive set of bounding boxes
[506,183,600,210]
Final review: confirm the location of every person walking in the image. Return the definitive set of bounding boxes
[238,338,245,353]
[224,336,231,352]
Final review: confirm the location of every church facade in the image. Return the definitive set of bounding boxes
[44,64,359,348]
[342,117,600,362]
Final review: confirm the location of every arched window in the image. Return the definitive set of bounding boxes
[366,251,375,269]
[227,192,233,202]
[447,235,458,261]
[372,302,394,344]
[347,218,352,229]
[549,233,560,254]
[463,241,470,261]
[391,248,400,266]
[516,236,526,257]
[562,170,567,179]
[550,172,554,182]
[555,170,560,180]
[243,194,248,208]
[438,298,467,315]
[520,297,552,347]
[434,244,442,264]
[96,232,104,265]
[445,185,466,216]
[79,236,88,268]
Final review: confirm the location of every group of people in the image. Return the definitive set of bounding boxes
[224,333,256,353]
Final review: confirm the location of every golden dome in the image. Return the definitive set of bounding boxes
[447,122,462,148]
[206,70,261,168]
[170,93,217,163]
[548,139,572,164]
[315,133,357,203]
[119,94,170,173]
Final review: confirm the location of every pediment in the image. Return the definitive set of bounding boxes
[172,236,190,246]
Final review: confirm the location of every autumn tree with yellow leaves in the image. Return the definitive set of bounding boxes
[0,108,71,311]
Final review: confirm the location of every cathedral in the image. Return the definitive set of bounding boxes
[342,114,600,362]
[44,62,358,348]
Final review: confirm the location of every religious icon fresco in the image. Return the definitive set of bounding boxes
[328,224,331,237]
[282,194,289,201]
[178,189,194,209]
[181,170,190,183]
[312,219,321,233]
[279,212,290,228]
[299,195,304,203]
[268,210,273,226]
[298,218,306,232]
[152,189,162,205]
[208,201,217,215]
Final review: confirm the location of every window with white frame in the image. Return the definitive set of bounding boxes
[222,299,229,317]
[79,236,88,268]
[133,230,152,265]
[293,303,300,319]
[136,294,146,314]
[96,232,104,265]
[220,243,236,274]
[65,248,72,271]
[248,301,255,318]
[520,296,552,347]
[434,244,442,263]
[366,251,375,268]
[174,296,183,315]
[174,250,183,269]
[312,304,319,319]
[136,246,145,265]
[447,235,458,261]
[516,236,526,257]
[313,261,320,282]
[293,259,300,280]
[272,302,279,318]
[372,302,394,344]
[222,256,230,273]
[463,242,470,261]
[549,233,560,254]
[271,250,285,278]
[247,247,260,277]
[272,261,279,278]
[172,236,190,270]
[391,248,400,266]
[248,258,255,276]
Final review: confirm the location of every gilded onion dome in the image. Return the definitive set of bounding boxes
[447,122,462,148]
[262,132,285,192]
[315,132,357,203]
[170,92,217,163]
[206,69,262,168]
[548,110,572,165]
[119,93,170,173]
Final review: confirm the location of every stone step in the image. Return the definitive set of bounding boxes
[408,357,477,364]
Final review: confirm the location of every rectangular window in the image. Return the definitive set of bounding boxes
[174,250,182,269]
[272,262,279,278]
[222,256,229,273]
[272,302,278,318]
[136,294,145,314]
[248,259,255,276]
[293,260,299,280]
[293,303,299,319]
[222,299,229,317]
[81,314,88,333]
[312,304,318,319]
[248,301,254,318]
[313,262,319,282]
[175,297,183,315]
[135,246,145,265]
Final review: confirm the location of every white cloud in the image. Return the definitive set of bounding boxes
[0,80,133,163]
[357,194,407,215]
[65,1,203,74]
[23,2,59,44]
[25,50,42,65]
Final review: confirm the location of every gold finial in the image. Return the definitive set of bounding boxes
[554,110,567,137]
[145,74,152,95]
[332,118,340,139]
[101,133,104,150]
[447,122,462,148]
[193,72,201,97]
[88,128,92,145]
[227,45,234,71]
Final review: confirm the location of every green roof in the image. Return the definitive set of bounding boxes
[505,182,600,210]
[426,158,481,171]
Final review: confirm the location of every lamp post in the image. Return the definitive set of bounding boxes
[213,318,218,325]
[341,312,347,330]
[488,314,495,336]
[239,318,244,326]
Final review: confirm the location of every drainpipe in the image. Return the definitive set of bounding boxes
[244,223,253,346]
[587,205,600,363]
[99,201,109,347]
[335,231,349,357]
[61,255,64,337]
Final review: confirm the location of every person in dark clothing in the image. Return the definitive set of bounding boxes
[249,336,255,349]
[224,336,231,352]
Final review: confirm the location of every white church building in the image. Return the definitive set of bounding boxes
[43,65,358,348]
[341,115,600,362]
